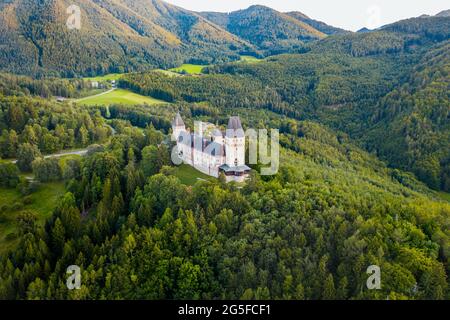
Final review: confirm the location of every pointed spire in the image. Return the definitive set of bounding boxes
[227,116,242,130]
[172,112,185,127]
[226,116,244,138]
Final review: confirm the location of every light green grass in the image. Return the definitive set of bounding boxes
[76,89,167,106]
[0,182,66,253]
[153,69,182,77]
[239,55,262,63]
[438,192,450,202]
[83,73,125,82]
[174,164,215,186]
[169,64,207,75]
[77,88,107,98]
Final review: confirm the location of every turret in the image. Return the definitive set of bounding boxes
[225,116,245,167]
[172,112,185,140]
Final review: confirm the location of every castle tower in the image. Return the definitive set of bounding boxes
[172,112,185,140]
[225,116,245,167]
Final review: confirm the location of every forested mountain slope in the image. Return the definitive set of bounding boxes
[363,41,450,191]
[286,11,348,35]
[119,15,449,191]
[0,0,252,77]
[0,99,448,300]
[200,5,326,54]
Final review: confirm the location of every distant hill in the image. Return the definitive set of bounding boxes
[200,5,327,54]
[357,27,372,33]
[1,1,447,79]
[286,11,349,35]
[381,15,450,41]
[435,9,450,17]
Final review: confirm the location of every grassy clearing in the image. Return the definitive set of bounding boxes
[169,64,207,75]
[0,182,66,253]
[174,164,215,186]
[153,69,182,77]
[239,55,263,63]
[76,89,167,106]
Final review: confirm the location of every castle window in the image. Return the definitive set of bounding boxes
[234,158,238,166]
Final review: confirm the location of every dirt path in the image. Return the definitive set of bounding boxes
[75,87,116,102]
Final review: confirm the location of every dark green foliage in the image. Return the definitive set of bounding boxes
[0,95,112,158]
[0,163,20,187]
[16,143,41,172]
[32,157,62,182]
[0,73,94,98]
[141,145,170,177]
[0,112,448,300]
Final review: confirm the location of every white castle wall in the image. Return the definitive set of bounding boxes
[173,117,248,182]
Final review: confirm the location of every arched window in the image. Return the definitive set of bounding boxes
[234,158,238,166]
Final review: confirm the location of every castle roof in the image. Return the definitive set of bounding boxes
[172,112,185,127]
[178,134,226,157]
[227,116,243,130]
[226,116,244,138]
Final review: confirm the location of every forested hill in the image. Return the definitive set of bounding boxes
[0,96,449,299]
[118,14,449,191]
[199,5,327,54]
[0,0,252,77]
[0,1,352,77]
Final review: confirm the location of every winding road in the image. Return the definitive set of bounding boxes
[10,149,88,164]
[10,125,116,164]
[75,87,116,102]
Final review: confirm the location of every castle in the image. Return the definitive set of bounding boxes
[172,113,251,183]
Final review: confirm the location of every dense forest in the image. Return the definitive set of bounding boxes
[0,73,98,98]
[0,95,112,162]
[0,103,449,299]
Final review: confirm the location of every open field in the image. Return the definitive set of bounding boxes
[153,69,182,77]
[174,164,215,186]
[169,64,207,74]
[0,182,66,253]
[76,89,167,106]
[239,55,263,63]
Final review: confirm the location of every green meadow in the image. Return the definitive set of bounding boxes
[239,55,263,63]
[0,182,66,253]
[76,89,167,106]
[174,164,214,186]
[169,64,207,74]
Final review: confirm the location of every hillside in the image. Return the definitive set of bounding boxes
[286,11,348,35]
[436,10,450,17]
[363,41,450,191]
[201,5,327,54]
[0,0,252,77]
[118,14,450,192]
[0,97,448,299]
